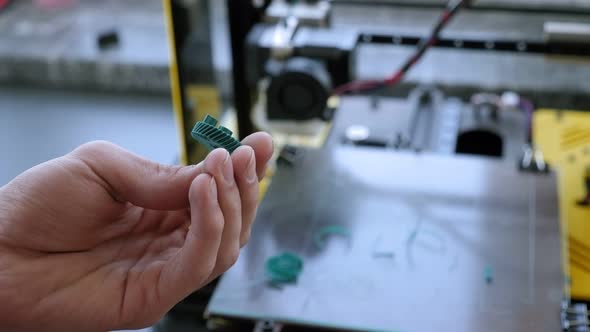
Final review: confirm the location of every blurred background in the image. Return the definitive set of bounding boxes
[0,0,233,185]
[2,0,590,331]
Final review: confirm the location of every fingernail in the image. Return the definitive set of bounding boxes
[222,152,234,184]
[245,149,257,183]
[210,177,218,199]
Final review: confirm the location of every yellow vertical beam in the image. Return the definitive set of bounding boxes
[162,0,189,165]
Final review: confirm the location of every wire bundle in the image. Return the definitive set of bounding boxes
[333,0,473,96]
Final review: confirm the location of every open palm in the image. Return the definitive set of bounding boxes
[0,133,273,332]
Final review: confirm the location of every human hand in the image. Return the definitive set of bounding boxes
[0,133,273,331]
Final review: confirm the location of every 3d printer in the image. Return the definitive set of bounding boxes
[164,1,590,331]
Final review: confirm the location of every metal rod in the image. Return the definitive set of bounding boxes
[330,0,590,16]
[227,0,268,139]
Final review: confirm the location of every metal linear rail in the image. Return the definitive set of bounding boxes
[359,32,590,56]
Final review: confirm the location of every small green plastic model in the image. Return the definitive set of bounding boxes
[265,252,303,284]
[191,115,241,153]
[313,225,351,250]
[484,265,494,284]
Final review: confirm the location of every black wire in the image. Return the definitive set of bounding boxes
[335,0,472,95]
[384,0,472,85]
[360,0,472,97]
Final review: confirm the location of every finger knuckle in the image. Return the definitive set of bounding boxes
[203,258,217,279]
[240,231,251,248]
[220,248,240,270]
[73,140,116,157]
[149,159,182,178]
[207,216,225,237]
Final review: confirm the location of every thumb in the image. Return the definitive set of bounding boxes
[69,141,202,210]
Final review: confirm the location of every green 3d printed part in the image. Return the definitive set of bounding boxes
[484,265,494,284]
[313,225,351,250]
[265,252,303,284]
[191,115,241,153]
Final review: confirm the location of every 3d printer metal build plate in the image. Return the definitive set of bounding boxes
[207,147,563,331]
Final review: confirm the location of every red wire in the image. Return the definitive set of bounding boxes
[333,1,468,96]
[332,79,384,95]
[383,71,404,86]
[0,0,10,10]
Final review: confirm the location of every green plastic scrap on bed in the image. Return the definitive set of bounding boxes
[265,252,304,284]
[484,265,494,284]
[313,225,351,250]
[191,114,241,153]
